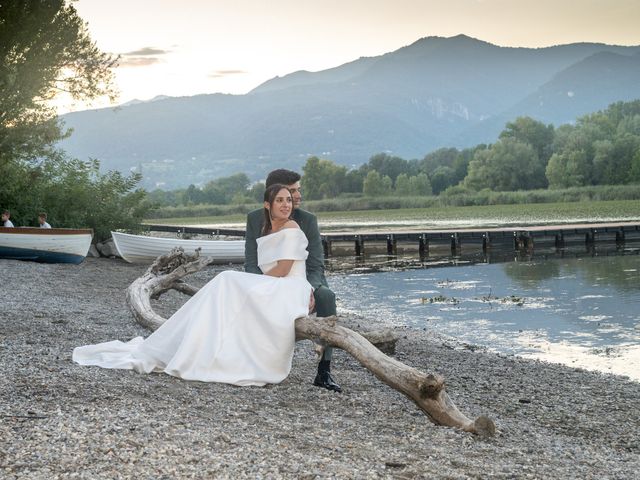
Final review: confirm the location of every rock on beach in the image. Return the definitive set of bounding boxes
[1,257,639,479]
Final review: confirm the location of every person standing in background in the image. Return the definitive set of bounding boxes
[2,210,14,227]
[38,213,51,228]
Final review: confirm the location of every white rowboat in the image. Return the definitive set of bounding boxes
[0,227,93,264]
[111,231,245,264]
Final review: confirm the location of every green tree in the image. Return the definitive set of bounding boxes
[248,182,266,202]
[344,169,365,193]
[231,191,253,205]
[301,156,347,199]
[452,147,476,184]
[181,185,204,205]
[420,147,474,192]
[499,117,555,163]
[23,157,147,241]
[593,134,640,185]
[430,166,455,195]
[465,139,545,191]
[301,156,323,199]
[0,1,117,169]
[364,153,417,184]
[616,113,640,136]
[630,150,640,182]
[363,171,392,197]
[381,175,393,195]
[545,150,592,188]
[394,174,411,196]
[397,173,432,196]
[409,173,432,196]
[202,173,251,204]
[0,1,148,241]
[420,147,460,174]
[147,189,182,208]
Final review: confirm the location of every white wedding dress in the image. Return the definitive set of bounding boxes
[73,228,313,386]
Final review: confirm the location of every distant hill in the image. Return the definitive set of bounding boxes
[458,50,640,143]
[59,35,640,189]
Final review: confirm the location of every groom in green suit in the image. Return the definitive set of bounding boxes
[244,169,342,392]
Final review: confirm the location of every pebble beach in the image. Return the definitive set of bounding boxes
[1,257,639,479]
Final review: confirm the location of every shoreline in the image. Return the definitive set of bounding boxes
[1,258,639,478]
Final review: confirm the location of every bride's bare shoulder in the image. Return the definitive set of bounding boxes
[282,220,300,230]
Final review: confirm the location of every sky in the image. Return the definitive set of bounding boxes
[61,0,640,112]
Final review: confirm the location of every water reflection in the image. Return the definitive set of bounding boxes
[328,243,640,381]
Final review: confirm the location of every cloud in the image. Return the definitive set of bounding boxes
[117,46,170,68]
[209,69,247,78]
[121,47,170,56]
[118,57,163,67]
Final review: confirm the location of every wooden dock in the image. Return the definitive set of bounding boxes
[145,222,640,257]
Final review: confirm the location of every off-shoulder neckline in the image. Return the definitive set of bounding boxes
[258,227,301,240]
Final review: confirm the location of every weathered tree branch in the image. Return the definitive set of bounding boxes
[295,316,494,435]
[126,247,495,436]
[126,247,213,330]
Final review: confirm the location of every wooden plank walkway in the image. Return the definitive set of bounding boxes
[145,221,640,257]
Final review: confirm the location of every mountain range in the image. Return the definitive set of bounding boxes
[58,35,640,189]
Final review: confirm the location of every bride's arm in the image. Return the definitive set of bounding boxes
[264,259,294,277]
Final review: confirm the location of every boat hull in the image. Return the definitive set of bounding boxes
[0,245,86,264]
[111,231,245,264]
[0,228,93,264]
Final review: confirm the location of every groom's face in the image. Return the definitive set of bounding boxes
[286,181,302,209]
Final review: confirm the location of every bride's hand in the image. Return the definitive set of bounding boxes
[308,291,316,314]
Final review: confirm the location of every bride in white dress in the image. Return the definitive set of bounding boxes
[73,184,313,386]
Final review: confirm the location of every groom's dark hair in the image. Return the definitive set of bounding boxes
[265,169,301,187]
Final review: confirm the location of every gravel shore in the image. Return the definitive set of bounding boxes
[1,258,639,479]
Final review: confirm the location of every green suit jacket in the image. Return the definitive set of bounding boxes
[244,208,328,290]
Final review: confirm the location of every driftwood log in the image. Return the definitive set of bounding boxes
[126,248,495,436]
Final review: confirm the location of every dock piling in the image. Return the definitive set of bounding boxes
[322,239,332,258]
[515,232,533,251]
[450,233,461,255]
[355,235,364,256]
[418,234,428,258]
[386,234,397,255]
[482,232,490,252]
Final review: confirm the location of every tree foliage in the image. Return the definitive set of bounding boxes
[362,153,418,185]
[429,166,455,195]
[545,150,591,188]
[150,173,258,207]
[363,171,393,197]
[0,1,151,241]
[4,155,148,241]
[201,173,251,204]
[395,173,432,196]
[301,156,348,200]
[546,101,640,188]
[419,147,473,193]
[465,139,546,191]
[0,0,117,165]
[499,117,555,163]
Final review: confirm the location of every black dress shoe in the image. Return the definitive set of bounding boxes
[313,371,342,393]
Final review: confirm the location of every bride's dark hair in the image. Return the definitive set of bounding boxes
[261,183,292,236]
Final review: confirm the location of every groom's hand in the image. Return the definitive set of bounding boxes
[308,291,316,314]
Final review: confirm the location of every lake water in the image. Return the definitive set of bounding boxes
[327,245,640,381]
